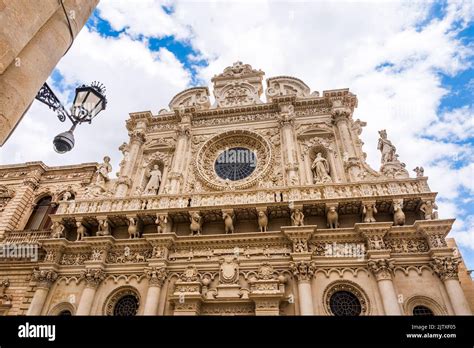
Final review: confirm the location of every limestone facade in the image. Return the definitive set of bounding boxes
[0,62,472,316]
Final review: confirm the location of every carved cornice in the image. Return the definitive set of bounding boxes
[414,219,454,250]
[282,226,316,253]
[355,222,393,251]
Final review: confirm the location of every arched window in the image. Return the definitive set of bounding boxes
[113,295,139,316]
[58,310,72,316]
[413,305,434,316]
[329,290,362,316]
[25,196,57,230]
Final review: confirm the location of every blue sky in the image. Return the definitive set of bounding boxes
[1,0,473,269]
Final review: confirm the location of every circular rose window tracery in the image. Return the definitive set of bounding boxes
[195,130,273,190]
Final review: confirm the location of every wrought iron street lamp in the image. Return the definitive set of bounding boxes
[35,81,107,153]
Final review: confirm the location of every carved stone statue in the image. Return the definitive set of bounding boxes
[95,156,112,186]
[144,165,162,195]
[51,221,64,239]
[393,201,405,226]
[127,217,140,239]
[326,206,339,229]
[377,130,397,164]
[420,201,438,220]
[155,215,168,233]
[223,212,234,234]
[291,209,304,226]
[61,187,74,201]
[257,211,268,232]
[75,221,87,241]
[189,212,202,236]
[362,204,377,222]
[311,152,331,183]
[413,166,424,177]
[97,219,110,236]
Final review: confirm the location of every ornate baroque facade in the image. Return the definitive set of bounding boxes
[0,62,472,316]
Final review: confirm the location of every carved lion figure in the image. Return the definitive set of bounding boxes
[326,206,339,229]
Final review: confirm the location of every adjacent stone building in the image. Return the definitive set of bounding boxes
[0,62,472,316]
[0,0,99,145]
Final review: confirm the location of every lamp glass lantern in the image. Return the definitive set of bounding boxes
[71,82,107,123]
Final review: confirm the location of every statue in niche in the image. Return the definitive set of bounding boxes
[291,209,305,226]
[311,152,332,183]
[377,130,397,164]
[75,221,87,241]
[95,156,112,186]
[420,200,438,220]
[144,164,162,195]
[61,186,74,201]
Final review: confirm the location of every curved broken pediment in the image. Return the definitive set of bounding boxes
[169,87,210,111]
[266,76,312,102]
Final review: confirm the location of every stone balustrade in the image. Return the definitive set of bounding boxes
[57,178,431,216]
[2,230,52,244]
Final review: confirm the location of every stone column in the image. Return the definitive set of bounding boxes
[431,256,472,315]
[115,128,146,197]
[0,0,99,145]
[27,269,58,315]
[332,109,357,159]
[76,269,105,315]
[168,124,191,193]
[289,261,315,315]
[143,267,168,315]
[278,103,300,186]
[368,258,402,315]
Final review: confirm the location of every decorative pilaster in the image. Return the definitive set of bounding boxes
[26,269,58,315]
[278,102,300,186]
[430,256,471,315]
[76,268,106,315]
[367,258,401,315]
[143,267,168,315]
[289,261,316,315]
[332,109,357,159]
[115,127,146,197]
[168,123,191,193]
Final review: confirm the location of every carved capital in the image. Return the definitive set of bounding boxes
[31,269,58,289]
[367,258,395,281]
[145,267,168,287]
[289,261,316,282]
[331,109,352,124]
[81,268,106,289]
[129,130,146,145]
[430,256,460,281]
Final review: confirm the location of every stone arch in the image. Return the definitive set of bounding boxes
[103,286,141,316]
[48,302,75,316]
[322,280,371,316]
[404,295,447,315]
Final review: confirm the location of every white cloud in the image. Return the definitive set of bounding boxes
[426,106,474,141]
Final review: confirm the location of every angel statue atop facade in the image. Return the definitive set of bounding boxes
[377,130,397,164]
[95,156,112,186]
[311,152,331,183]
[144,164,162,195]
